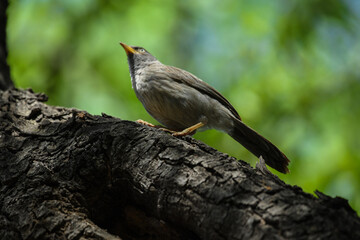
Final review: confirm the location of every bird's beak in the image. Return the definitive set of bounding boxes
[120,42,137,55]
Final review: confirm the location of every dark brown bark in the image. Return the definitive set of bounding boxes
[0,0,14,91]
[1,88,360,240]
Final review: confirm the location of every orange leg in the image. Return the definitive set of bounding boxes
[136,119,157,128]
[158,127,176,134]
[172,122,205,136]
[136,119,175,133]
[136,119,205,136]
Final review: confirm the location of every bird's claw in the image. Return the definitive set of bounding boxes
[136,119,156,128]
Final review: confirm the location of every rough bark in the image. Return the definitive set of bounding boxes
[0,88,360,240]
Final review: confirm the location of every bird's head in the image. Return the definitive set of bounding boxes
[120,42,157,64]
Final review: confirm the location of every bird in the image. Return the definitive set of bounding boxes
[119,42,290,173]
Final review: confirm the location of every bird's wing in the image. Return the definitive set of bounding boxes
[160,65,241,120]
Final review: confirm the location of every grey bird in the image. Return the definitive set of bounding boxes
[120,42,290,173]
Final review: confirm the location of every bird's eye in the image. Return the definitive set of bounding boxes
[139,49,145,53]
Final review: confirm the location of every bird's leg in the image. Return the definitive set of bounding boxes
[136,119,176,133]
[172,122,205,136]
[136,119,205,136]
[158,127,176,134]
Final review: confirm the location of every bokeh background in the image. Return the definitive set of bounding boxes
[6,0,360,213]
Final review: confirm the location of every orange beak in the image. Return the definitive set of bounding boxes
[119,42,137,55]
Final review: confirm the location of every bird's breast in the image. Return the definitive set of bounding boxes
[131,68,148,92]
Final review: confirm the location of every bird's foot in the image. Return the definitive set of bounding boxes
[136,120,206,137]
[172,122,205,136]
[136,119,156,128]
[136,120,176,133]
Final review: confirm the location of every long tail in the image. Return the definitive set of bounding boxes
[228,118,290,173]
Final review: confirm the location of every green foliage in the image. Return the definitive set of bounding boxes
[7,0,360,213]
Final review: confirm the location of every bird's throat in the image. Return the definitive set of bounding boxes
[127,55,136,83]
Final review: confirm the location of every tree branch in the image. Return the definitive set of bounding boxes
[0,0,14,90]
[0,88,359,240]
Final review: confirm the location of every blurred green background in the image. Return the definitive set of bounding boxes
[6,0,360,213]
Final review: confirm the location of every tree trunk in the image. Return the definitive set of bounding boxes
[0,0,14,91]
[1,2,360,240]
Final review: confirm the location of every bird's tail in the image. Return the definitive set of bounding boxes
[228,118,290,173]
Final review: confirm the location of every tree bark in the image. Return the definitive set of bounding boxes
[0,88,360,240]
[0,0,14,91]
